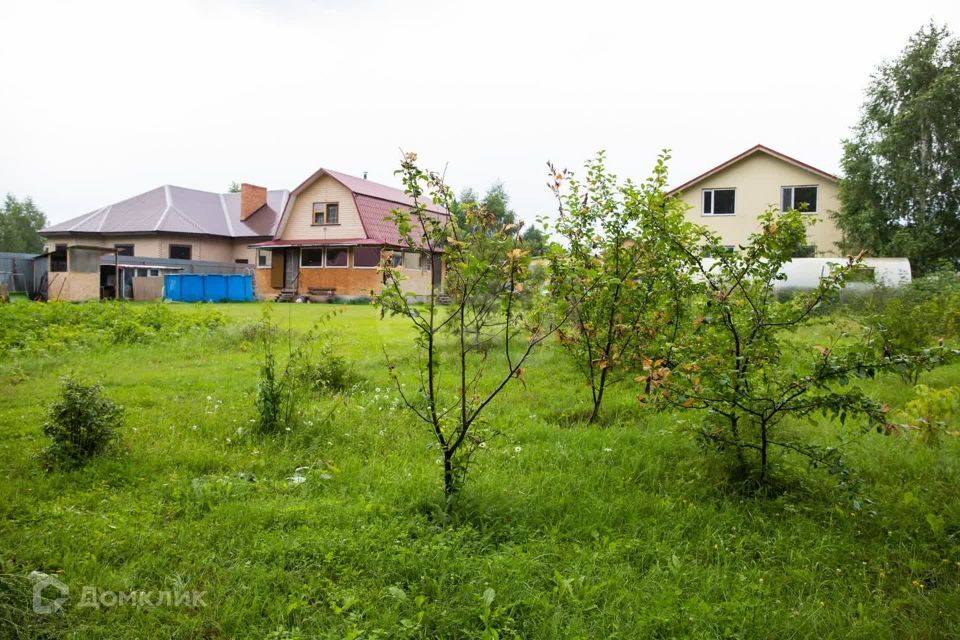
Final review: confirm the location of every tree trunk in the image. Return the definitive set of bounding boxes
[443,452,455,502]
[589,368,608,424]
[759,422,768,483]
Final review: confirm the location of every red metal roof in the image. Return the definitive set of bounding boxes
[354,195,447,249]
[667,144,839,197]
[289,168,448,215]
[249,238,378,248]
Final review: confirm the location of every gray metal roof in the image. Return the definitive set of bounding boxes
[42,185,288,238]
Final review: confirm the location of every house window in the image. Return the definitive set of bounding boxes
[354,246,380,268]
[703,189,735,215]
[169,244,192,260]
[781,186,818,213]
[114,244,134,256]
[148,269,160,277]
[326,248,349,268]
[256,249,272,268]
[419,253,431,271]
[313,202,340,225]
[387,252,403,268]
[70,248,100,273]
[50,244,68,272]
[301,248,325,267]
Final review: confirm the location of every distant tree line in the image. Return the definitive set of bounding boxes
[0,194,47,254]
[451,181,549,256]
[836,23,960,274]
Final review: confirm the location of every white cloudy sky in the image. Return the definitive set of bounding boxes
[1,0,958,228]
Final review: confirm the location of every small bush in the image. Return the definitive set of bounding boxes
[303,344,354,392]
[895,385,960,444]
[255,326,300,435]
[41,377,124,469]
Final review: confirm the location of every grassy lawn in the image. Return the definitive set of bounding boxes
[1,301,959,638]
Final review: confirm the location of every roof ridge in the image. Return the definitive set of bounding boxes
[95,204,113,233]
[218,193,235,236]
[64,205,109,232]
[667,145,839,196]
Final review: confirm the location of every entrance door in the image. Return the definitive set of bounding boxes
[270,250,285,289]
[284,248,300,289]
[431,254,442,290]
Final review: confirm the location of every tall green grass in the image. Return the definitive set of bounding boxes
[0,302,957,638]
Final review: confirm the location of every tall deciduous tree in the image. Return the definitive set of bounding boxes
[836,23,960,274]
[0,194,48,254]
[521,224,549,256]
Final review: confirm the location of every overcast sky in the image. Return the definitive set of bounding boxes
[2,0,958,228]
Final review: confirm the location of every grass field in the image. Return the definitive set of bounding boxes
[1,301,959,639]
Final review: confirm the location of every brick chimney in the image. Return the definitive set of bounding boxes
[240,183,267,221]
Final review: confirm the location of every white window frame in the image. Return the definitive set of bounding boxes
[256,249,272,269]
[781,185,819,214]
[324,247,350,269]
[300,247,326,268]
[702,188,736,216]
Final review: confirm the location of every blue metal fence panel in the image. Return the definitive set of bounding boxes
[226,274,253,301]
[164,273,253,302]
[203,275,227,302]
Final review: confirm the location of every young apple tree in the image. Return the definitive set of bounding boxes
[647,207,938,484]
[377,153,572,507]
[544,151,700,423]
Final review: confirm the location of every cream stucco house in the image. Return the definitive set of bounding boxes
[668,145,844,256]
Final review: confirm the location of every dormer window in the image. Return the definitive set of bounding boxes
[313,202,340,225]
[781,186,818,213]
[702,188,735,215]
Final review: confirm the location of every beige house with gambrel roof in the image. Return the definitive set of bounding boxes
[668,145,844,256]
[252,168,448,299]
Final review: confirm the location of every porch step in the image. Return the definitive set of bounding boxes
[275,288,298,302]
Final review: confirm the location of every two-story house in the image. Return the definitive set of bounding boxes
[668,145,844,256]
[250,168,447,299]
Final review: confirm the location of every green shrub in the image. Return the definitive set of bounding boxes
[303,344,354,392]
[858,268,960,382]
[895,385,960,444]
[253,309,350,433]
[41,377,124,469]
[255,325,300,435]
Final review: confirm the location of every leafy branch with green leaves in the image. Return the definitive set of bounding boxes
[377,152,575,507]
